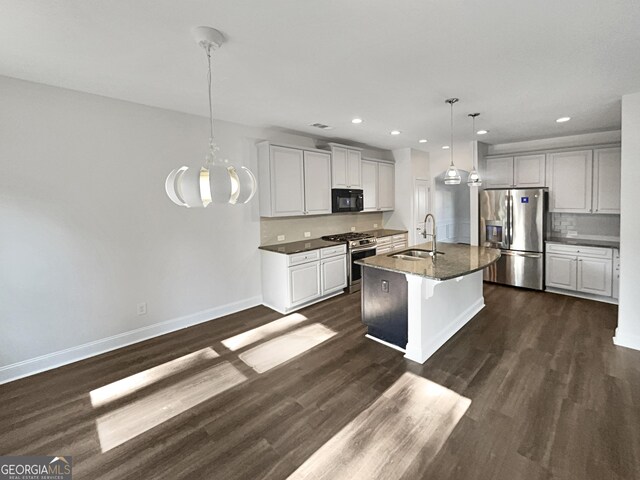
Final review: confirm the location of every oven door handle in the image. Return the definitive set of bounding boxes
[351,246,377,253]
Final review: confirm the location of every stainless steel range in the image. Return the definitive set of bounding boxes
[322,232,377,292]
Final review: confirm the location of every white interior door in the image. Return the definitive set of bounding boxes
[413,179,430,246]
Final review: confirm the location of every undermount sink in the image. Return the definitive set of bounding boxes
[389,249,445,260]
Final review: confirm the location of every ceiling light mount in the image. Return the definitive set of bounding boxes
[192,26,226,51]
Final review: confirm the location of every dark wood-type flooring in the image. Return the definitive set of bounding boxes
[1,284,640,479]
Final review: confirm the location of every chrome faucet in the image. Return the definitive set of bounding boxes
[421,213,437,252]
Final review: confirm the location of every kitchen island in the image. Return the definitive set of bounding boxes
[355,242,500,364]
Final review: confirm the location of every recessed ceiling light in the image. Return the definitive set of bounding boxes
[419,139,428,143]
[556,117,571,123]
[351,118,363,124]
[390,130,401,135]
[476,129,489,135]
[442,145,450,150]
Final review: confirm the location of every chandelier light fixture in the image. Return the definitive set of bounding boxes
[467,113,482,187]
[165,27,257,208]
[444,98,461,185]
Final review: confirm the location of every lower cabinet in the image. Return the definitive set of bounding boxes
[321,256,348,295]
[577,257,612,296]
[261,244,347,314]
[545,243,613,299]
[289,261,322,306]
[376,233,408,254]
[546,254,577,290]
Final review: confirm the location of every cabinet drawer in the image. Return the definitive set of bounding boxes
[320,244,346,258]
[546,243,612,259]
[288,249,320,266]
[376,236,393,246]
[376,246,392,255]
[392,234,407,242]
[392,243,407,251]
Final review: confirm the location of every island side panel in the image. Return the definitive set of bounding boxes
[404,271,485,364]
[361,266,408,349]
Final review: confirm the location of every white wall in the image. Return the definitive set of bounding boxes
[0,76,381,383]
[383,148,429,245]
[615,92,640,351]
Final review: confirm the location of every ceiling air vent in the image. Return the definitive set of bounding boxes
[309,123,333,130]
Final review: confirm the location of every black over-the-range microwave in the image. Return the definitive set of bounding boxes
[332,189,364,213]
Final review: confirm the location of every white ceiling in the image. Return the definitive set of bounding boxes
[1,0,639,151]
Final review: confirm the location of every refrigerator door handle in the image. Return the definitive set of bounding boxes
[500,251,542,259]
[508,191,514,248]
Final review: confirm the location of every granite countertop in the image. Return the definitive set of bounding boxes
[356,242,501,281]
[259,238,343,255]
[362,228,408,238]
[547,237,620,250]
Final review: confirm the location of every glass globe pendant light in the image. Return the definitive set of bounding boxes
[165,27,257,208]
[467,112,482,187]
[444,98,461,185]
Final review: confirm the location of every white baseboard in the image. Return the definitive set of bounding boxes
[0,296,262,385]
[613,329,640,351]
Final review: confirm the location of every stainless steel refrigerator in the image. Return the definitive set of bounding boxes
[480,188,547,290]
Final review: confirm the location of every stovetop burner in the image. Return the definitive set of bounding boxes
[322,232,373,242]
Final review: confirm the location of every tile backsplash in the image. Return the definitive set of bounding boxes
[550,213,620,240]
[260,212,384,245]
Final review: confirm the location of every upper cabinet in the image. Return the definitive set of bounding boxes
[546,147,620,214]
[547,150,593,213]
[362,158,394,212]
[258,142,331,217]
[325,143,362,189]
[592,147,621,214]
[484,154,545,188]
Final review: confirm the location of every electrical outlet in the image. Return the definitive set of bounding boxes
[373,223,378,228]
[566,230,578,237]
[304,231,311,238]
[277,235,285,241]
[381,280,389,293]
[350,226,356,232]
[137,302,147,316]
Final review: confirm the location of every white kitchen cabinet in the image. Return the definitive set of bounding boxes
[546,242,614,300]
[361,158,394,212]
[261,244,347,314]
[361,160,378,212]
[324,143,362,188]
[485,157,514,188]
[592,147,621,214]
[347,149,362,188]
[289,261,322,307]
[577,257,612,296]
[258,142,331,217]
[321,255,348,295]
[547,150,593,213]
[546,254,577,290]
[484,154,545,188]
[303,151,332,215]
[514,154,546,187]
[378,162,395,210]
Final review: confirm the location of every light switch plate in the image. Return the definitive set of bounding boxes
[137,302,147,315]
[373,224,378,228]
[381,280,389,293]
[350,226,356,232]
[304,232,311,238]
[277,235,285,241]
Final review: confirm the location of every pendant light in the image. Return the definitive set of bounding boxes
[444,98,461,185]
[165,27,257,208]
[467,113,482,187]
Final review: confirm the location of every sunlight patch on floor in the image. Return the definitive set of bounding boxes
[90,347,219,407]
[95,361,246,452]
[287,372,471,480]
[222,313,308,351]
[239,323,336,373]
